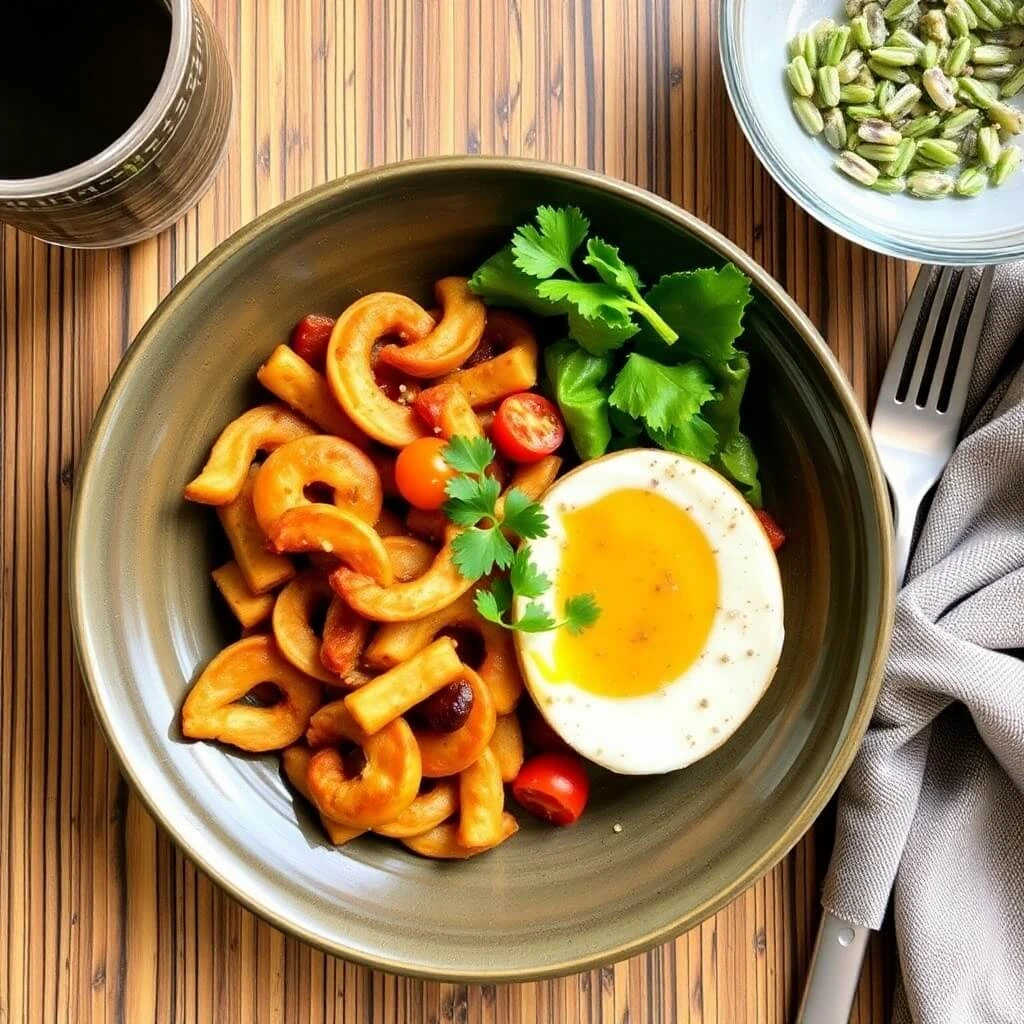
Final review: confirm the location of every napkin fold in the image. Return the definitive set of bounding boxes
[822,263,1024,1024]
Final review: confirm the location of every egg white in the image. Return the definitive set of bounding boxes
[514,449,785,775]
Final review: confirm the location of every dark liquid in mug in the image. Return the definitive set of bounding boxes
[0,1,172,179]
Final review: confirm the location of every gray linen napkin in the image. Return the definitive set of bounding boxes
[822,263,1024,1024]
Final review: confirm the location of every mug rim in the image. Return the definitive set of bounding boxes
[0,0,191,196]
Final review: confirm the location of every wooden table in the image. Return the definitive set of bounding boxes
[1,2,904,1021]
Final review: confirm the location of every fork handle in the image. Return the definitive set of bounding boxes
[892,497,916,586]
[796,912,871,1023]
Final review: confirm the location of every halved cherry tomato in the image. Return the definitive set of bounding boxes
[491,393,565,463]
[754,509,786,552]
[395,437,456,511]
[290,314,335,369]
[512,752,589,826]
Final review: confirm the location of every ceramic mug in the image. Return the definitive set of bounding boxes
[0,0,232,248]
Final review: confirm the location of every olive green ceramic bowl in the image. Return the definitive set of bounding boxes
[69,157,893,981]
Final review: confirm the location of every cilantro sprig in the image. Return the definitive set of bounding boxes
[496,206,679,349]
[440,437,600,637]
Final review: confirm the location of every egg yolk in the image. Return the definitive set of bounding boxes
[552,488,719,698]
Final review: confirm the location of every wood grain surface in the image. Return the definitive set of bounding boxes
[0,2,903,1021]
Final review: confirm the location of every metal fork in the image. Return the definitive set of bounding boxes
[796,264,994,1024]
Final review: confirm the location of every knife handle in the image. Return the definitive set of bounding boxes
[795,911,870,1023]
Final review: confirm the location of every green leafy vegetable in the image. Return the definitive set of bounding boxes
[567,307,639,355]
[467,245,568,316]
[648,418,719,462]
[468,207,763,501]
[634,265,754,365]
[512,205,589,280]
[715,432,763,507]
[543,340,613,460]
[440,437,598,636]
[608,354,716,435]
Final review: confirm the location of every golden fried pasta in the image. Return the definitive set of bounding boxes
[257,344,367,445]
[416,667,497,777]
[216,468,295,594]
[332,533,473,622]
[376,277,485,378]
[272,572,337,684]
[490,714,525,783]
[418,310,538,410]
[401,813,518,859]
[326,293,434,447]
[344,637,465,734]
[267,503,393,587]
[281,744,365,846]
[305,701,421,828]
[252,434,383,534]
[457,746,505,849]
[364,589,523,713]
[319,596,370,678]
[373,779,459,839]
[184,404,315,505]
[182,635,322,752]
[211,561,276,629]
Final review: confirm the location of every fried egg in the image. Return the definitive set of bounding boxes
[514,449,784,775]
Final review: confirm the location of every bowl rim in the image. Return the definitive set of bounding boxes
[717,0,1024,266]
[68,154,895,980]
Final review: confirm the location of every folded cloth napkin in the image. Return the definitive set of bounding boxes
[822,263,1024,1024]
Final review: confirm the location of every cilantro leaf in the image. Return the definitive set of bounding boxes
[509,549,551,599]
[608,354,716,435]
[567,306,639,355]
[636,265,754,365]
[474,586,510,627]
[648,417,719,462]
[539,275,678,345]
[512,206,590,280]
[537,279,637,325]
[500,487,549,540]
[451,527,515,580]
[443,473,501,527]
[442,435,495,476]
[564,593,601,635]
[515,602,560,633]
[467,245,569,315]
[583,237,643,293]
[488,576,514,611]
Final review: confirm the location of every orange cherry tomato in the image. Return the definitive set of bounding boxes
[491,393,565,463]
[395,437,456,511]
[291,314,335,369]
[512,752,589,826]
[754,509,786,552]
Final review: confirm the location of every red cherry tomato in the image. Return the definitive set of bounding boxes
[290,314,335,369]
[394,437,456,511]
[512,752,590,826]
[491,393,565,463]
[754,509,786,552]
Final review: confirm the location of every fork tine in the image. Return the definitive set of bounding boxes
[905,267,954,407]
[874,266,935,409]
[924,268,973,410]
[942,265,994,419]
